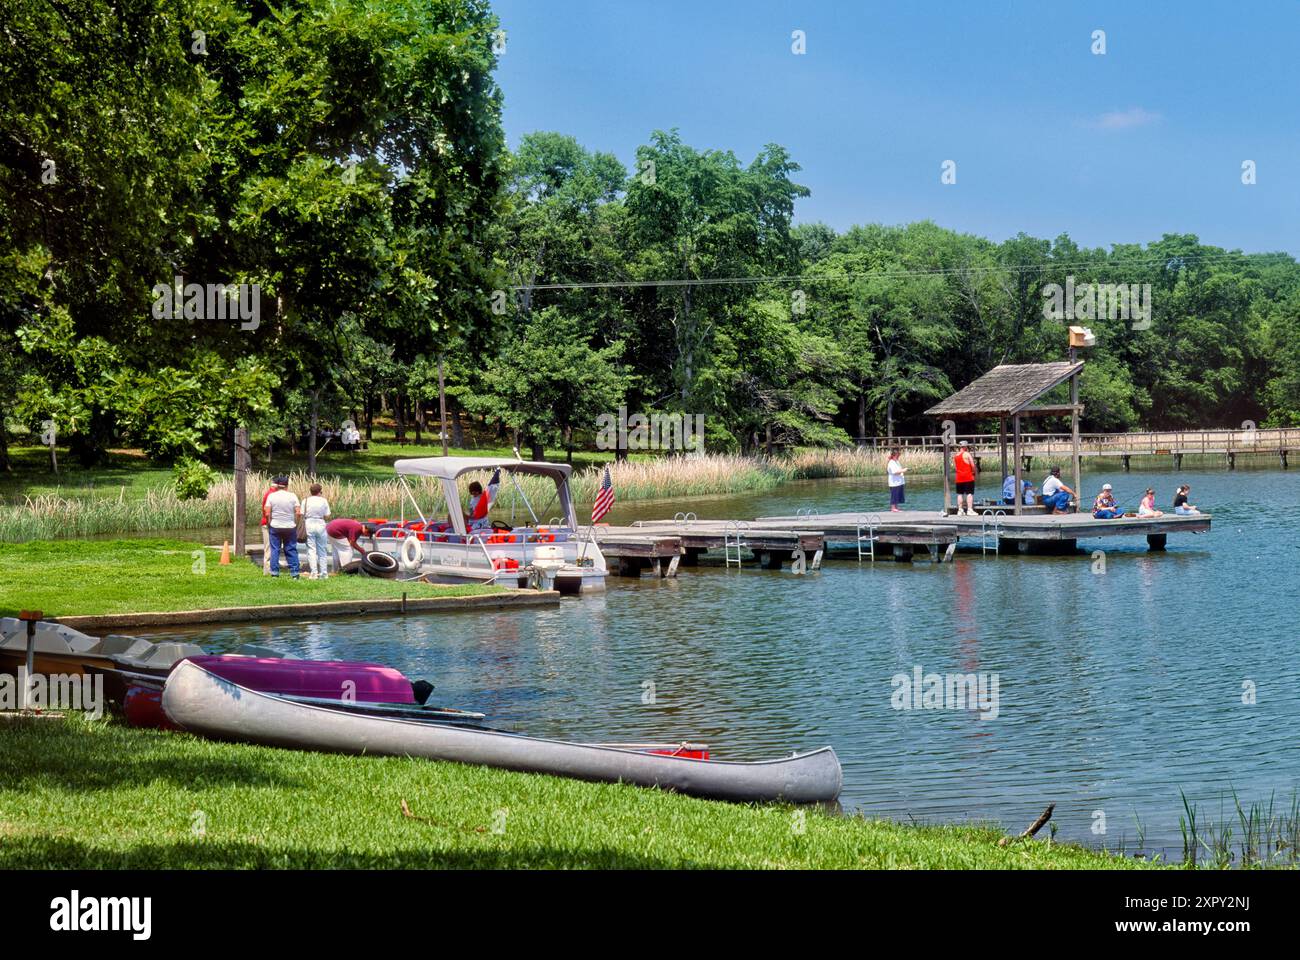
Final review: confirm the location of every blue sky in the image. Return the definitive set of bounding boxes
[491,0,1299,255]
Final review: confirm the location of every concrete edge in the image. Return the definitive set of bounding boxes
[51,589,561,631]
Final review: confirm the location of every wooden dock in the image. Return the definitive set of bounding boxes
[582,522,826,577]
[757,509,1211,554]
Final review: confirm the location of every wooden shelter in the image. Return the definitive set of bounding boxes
[924,359,1085,515]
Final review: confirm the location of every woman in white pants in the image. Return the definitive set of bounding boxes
[302,483,332,579]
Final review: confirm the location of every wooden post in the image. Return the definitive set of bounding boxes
[233,426,250,554]
[942,436,951,514]
[998,417,1008,498]
[1012,414,1023,517]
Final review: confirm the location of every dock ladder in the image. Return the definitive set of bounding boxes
[980,509,1007,555]
[723,520,749,568]
[855,513,880,562]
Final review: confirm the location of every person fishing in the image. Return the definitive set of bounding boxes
[465,468,500,532]
[1092,482,1122,519]
[1041,466,1076,514]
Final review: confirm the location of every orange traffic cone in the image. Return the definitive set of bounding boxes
[219,541,231,565]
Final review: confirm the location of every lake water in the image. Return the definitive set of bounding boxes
[137,464,1299,858]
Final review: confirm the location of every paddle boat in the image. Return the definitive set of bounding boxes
[363,456,607,595]
[163,658,842,804]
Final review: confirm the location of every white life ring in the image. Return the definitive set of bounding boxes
[400,534,423,572]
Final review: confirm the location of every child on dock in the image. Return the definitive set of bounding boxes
[1138,488,1164,517]
[887,447,906,511]
[1092,483,1122,519]
[1172,484,1200,515]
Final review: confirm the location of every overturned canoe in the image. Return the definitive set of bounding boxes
[162,660,841,804]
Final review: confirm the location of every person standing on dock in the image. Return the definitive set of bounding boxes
[887,447,907,511]
[953,441,977,516]
[1041,466,1076,514]
[302,482,332,579]
[263,475,302,579]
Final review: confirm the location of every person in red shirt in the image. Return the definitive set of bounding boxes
[259,481,278,573]
[953,440,978,516]
[325,518,374,570]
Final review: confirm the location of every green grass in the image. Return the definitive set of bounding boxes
[0,715,1155,869]
[0,538,497,618]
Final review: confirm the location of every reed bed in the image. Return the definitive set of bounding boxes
[0,448,913,541]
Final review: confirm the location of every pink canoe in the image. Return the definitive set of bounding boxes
[185,655,416,703]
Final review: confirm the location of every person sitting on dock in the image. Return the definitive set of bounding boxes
[1173,484,1201,515]
[953,441,977,516]
[1001,475,1035,505]
[1138,488,1164,517]
[1041,466,1076,514]
[1092,483,1122,519]
[887,447,907,511]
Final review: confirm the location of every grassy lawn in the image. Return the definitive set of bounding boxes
[0,715,1156,869]
[0,538,498,618]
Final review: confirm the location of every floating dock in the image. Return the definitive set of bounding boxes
[755,509,1211,555]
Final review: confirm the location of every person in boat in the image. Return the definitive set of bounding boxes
[464,468,500,533]
[1041,466,1076,514]
[1138,488,1164,517]
[1173,484,1201,515]
[886,447,906,512]
[263,475,302,579]
[952,440,978,516]
[302,482,332,579]
[326,517,373,570]
[1001,475,1036,505]
[1092,483,1122,519]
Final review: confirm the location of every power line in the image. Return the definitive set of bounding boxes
[509,250,1295,293]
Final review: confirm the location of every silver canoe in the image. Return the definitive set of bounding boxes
[162,659,842,804]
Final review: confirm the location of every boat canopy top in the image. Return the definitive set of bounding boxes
[393,456,573,483]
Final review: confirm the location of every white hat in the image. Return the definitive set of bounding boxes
[1102,483,1112,490]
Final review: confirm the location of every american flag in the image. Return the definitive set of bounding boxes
[591,465,615,523]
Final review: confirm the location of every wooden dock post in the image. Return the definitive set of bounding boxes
[942,437,951,514]
[1012,414,1023,516]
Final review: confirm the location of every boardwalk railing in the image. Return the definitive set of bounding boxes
[857,427,1299,459]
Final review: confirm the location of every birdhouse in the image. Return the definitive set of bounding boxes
[1068,326,1095,348]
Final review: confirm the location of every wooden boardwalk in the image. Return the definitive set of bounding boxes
[860,427,1296,469]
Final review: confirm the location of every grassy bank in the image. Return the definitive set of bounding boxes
[0,539,497,618]
[0,715,1151,869]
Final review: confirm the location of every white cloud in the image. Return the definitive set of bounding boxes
[1089,107,1162,130]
